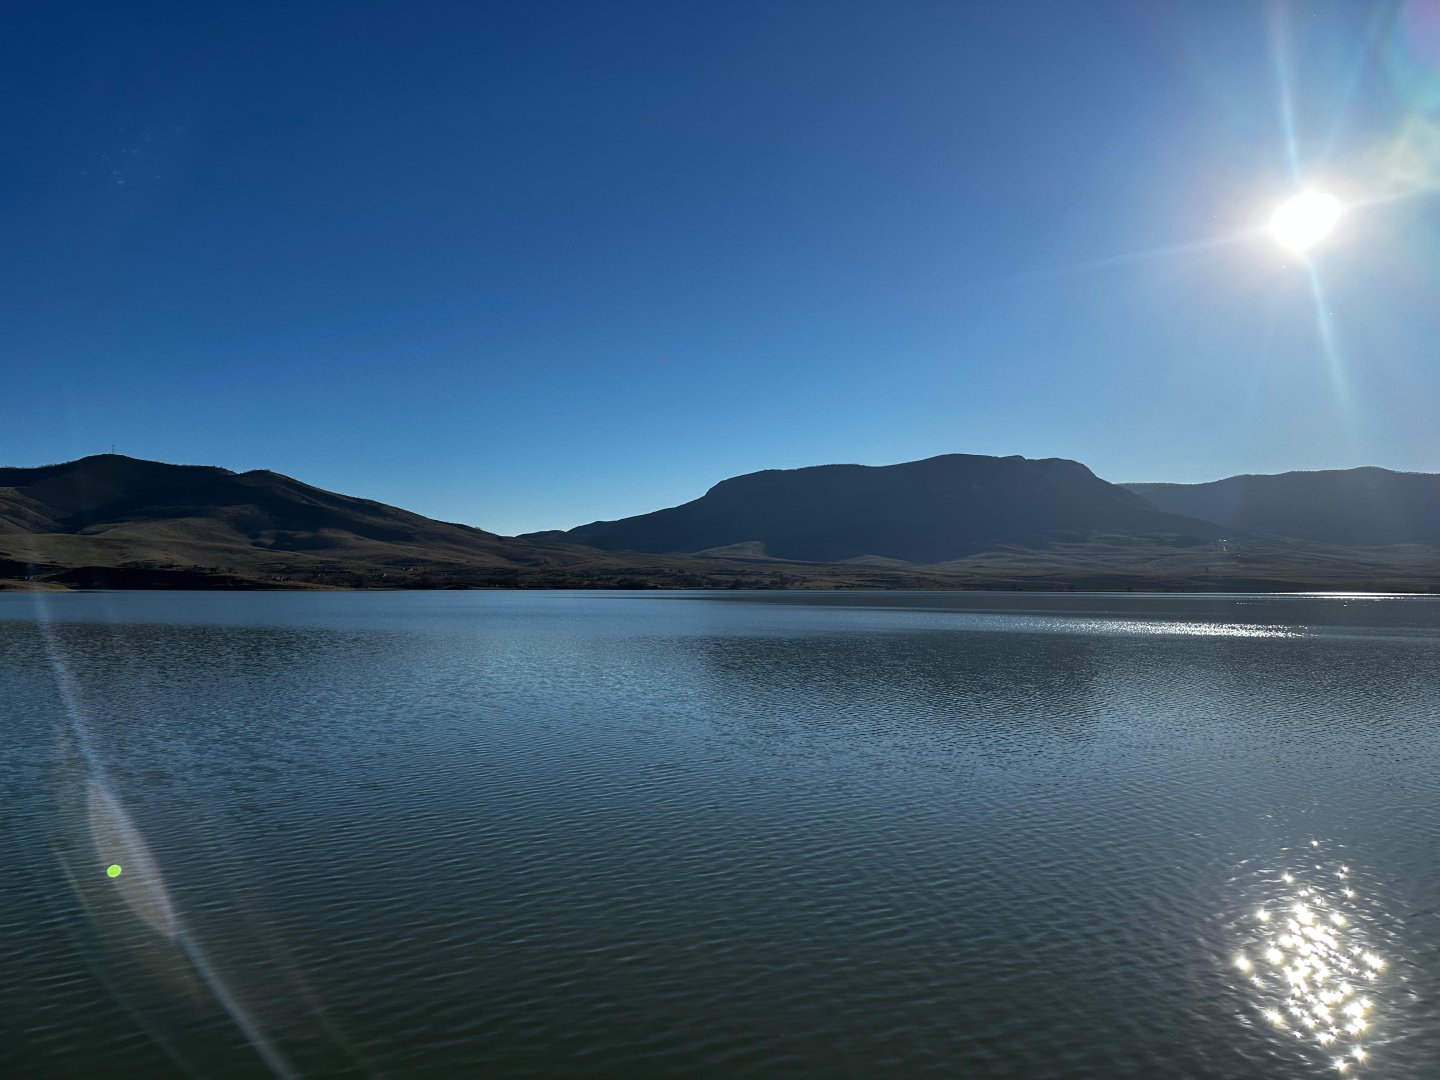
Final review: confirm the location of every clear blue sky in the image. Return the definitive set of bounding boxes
[4,1,1439,534]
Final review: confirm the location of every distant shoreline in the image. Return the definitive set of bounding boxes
[5,578,1438,596]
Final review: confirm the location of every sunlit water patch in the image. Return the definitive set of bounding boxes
[935,613,1306,639]
[1231,845,1402,1074]
[1054,618,1305,638]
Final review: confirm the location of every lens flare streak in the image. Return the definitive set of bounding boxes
[27,589,299,1079]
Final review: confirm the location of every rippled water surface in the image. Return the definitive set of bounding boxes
[3,590,1439,1078]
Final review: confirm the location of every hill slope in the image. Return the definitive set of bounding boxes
[2,454,1435,592]
[0,454,999,590]
[540,454,1226,563]
[0,454,522,559]
[1125,467,1440,546]
[0,455,645,588]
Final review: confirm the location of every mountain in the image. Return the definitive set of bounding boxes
[0,454,512,556]
[0,455,737,589]
[2,453,1435,592]
[535,454,1226,563]
[1125,467,1440,546]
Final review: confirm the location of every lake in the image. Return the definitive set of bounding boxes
[3,590,1438,1078]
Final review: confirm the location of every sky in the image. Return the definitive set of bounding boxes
[4,1,1440,534]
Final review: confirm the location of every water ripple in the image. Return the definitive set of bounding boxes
[2,591,1438,1077]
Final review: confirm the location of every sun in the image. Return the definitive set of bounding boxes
[1269,192,1343,253]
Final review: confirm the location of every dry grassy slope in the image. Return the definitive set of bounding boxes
[925,534,1440,591]
[0,454,586,584]
[1,454,1436,591]
[0,455,858,589]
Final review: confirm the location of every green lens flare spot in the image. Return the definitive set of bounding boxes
[106,864,123,878]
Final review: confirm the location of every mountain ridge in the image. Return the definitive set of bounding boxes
[539,453,1230,563]
[1124,466,1440,547]
[1,452,1436,591]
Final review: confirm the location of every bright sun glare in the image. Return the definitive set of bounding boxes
[1269,192,1343,253]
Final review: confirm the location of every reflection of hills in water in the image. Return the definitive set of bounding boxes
[1229,844,1407,1076]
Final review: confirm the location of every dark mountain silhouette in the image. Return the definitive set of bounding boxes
[535,454,1227,563]
[2,454,1435,592]
[0,454,519,559]
[1125,467,1440,546]
[0,454,706,589]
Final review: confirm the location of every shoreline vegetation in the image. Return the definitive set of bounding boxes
[2,453,1437,593]
[5,550,1438,595]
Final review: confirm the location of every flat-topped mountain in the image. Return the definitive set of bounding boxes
[1125,467,1440,546]
[535,454,1226,563]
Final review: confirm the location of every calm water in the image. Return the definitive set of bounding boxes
[3,590,1439,1078]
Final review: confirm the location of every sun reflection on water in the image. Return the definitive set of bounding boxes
[1233,846,1391,1073]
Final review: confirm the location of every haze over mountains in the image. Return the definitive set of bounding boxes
[1126,468,1440,546]
[1,452,1435,591]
